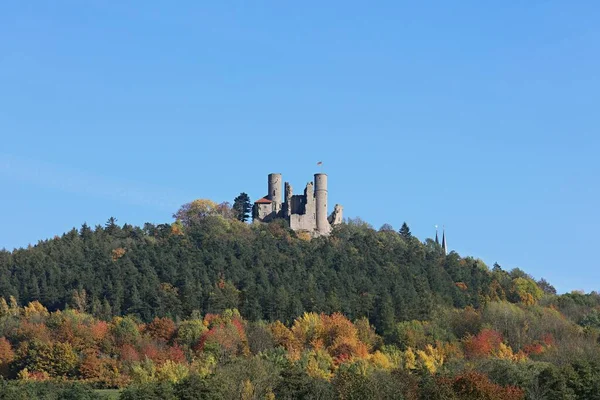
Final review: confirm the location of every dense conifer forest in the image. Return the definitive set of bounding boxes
[1,200,600,399]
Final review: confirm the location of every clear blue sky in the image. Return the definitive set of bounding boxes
[1,2,598,293]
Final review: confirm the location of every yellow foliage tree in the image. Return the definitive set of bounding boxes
[354,317,382,351]
[156,360,189,383]
[130,359,156,384]
[304,349,334,381]
[296,231,312,241]
[9,297,19,316]
[380,346,403,369]
[190,354,217,378]
[291,312,324,348]
[370,351,393,370]
[492,342,526,361]
[270,321,299,358]
[438,341,464,362]
[0,298,9,317]
[512,277,543,305]
[240,379,255,400]
[171,220,185,236]
[416,344,445,374]
[23,301,49,321]
[18,368,50,381]
[174,199,220,227]
[404,347,417,370]
[265,390,276,400]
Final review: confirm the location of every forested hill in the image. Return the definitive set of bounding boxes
[0,209,555,335]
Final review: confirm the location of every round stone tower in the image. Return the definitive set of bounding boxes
[268,173,282,204]
[314,173,330,234]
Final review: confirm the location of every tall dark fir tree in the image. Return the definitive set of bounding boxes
[233,192,252,222]
[399,222,412,239]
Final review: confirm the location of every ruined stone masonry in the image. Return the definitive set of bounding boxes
[252,173,343,236]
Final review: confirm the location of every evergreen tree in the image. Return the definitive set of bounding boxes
[232,192,252,222]
[399,222,412,239]
[105,217,119,234]
[80,223,92,240]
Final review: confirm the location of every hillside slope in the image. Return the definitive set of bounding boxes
[0,215,543,335]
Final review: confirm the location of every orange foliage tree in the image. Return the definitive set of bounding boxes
[463,329,503,359]
[0,337,15,376]
[271,312,370,364]
[444,371,525,400]
[145,317,176,343]
[196,310,248,358]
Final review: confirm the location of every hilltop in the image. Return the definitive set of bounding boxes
[0,206,546,334]
[2,204,600,398]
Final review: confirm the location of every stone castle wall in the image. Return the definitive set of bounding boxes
[254,173,342,236]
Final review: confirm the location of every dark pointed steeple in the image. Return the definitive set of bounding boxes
[435,225,439,245]
[441,227,447,255]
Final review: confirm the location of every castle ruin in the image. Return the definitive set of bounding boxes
[253,173,343,236]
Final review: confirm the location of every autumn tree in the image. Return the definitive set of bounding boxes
[15,340,78,378]
[71,289,88,313]
[463,329,504,359]
[111,316,141,346]
[176,319,207,348]
[145,317,176,343]
[197,311,249,360]
[173,199,219,227]
[511,277,544,305]
[446,371,525,400]
[0,338,14,377]
[216,202,235,219]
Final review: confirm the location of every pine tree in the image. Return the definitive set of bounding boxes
[105,217,119,235]
[80,223,92,240]
[233,193,252,222]
[399,222,412,239]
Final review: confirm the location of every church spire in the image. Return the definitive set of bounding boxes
[441,227,447,255]
[435,225,439,245]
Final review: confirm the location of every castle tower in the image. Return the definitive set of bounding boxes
[314,173,330,234]
[268,173,282,204]
[283,182,293,218]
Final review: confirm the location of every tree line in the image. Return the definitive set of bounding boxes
[1,197,600,398]
[0,197,559,335]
